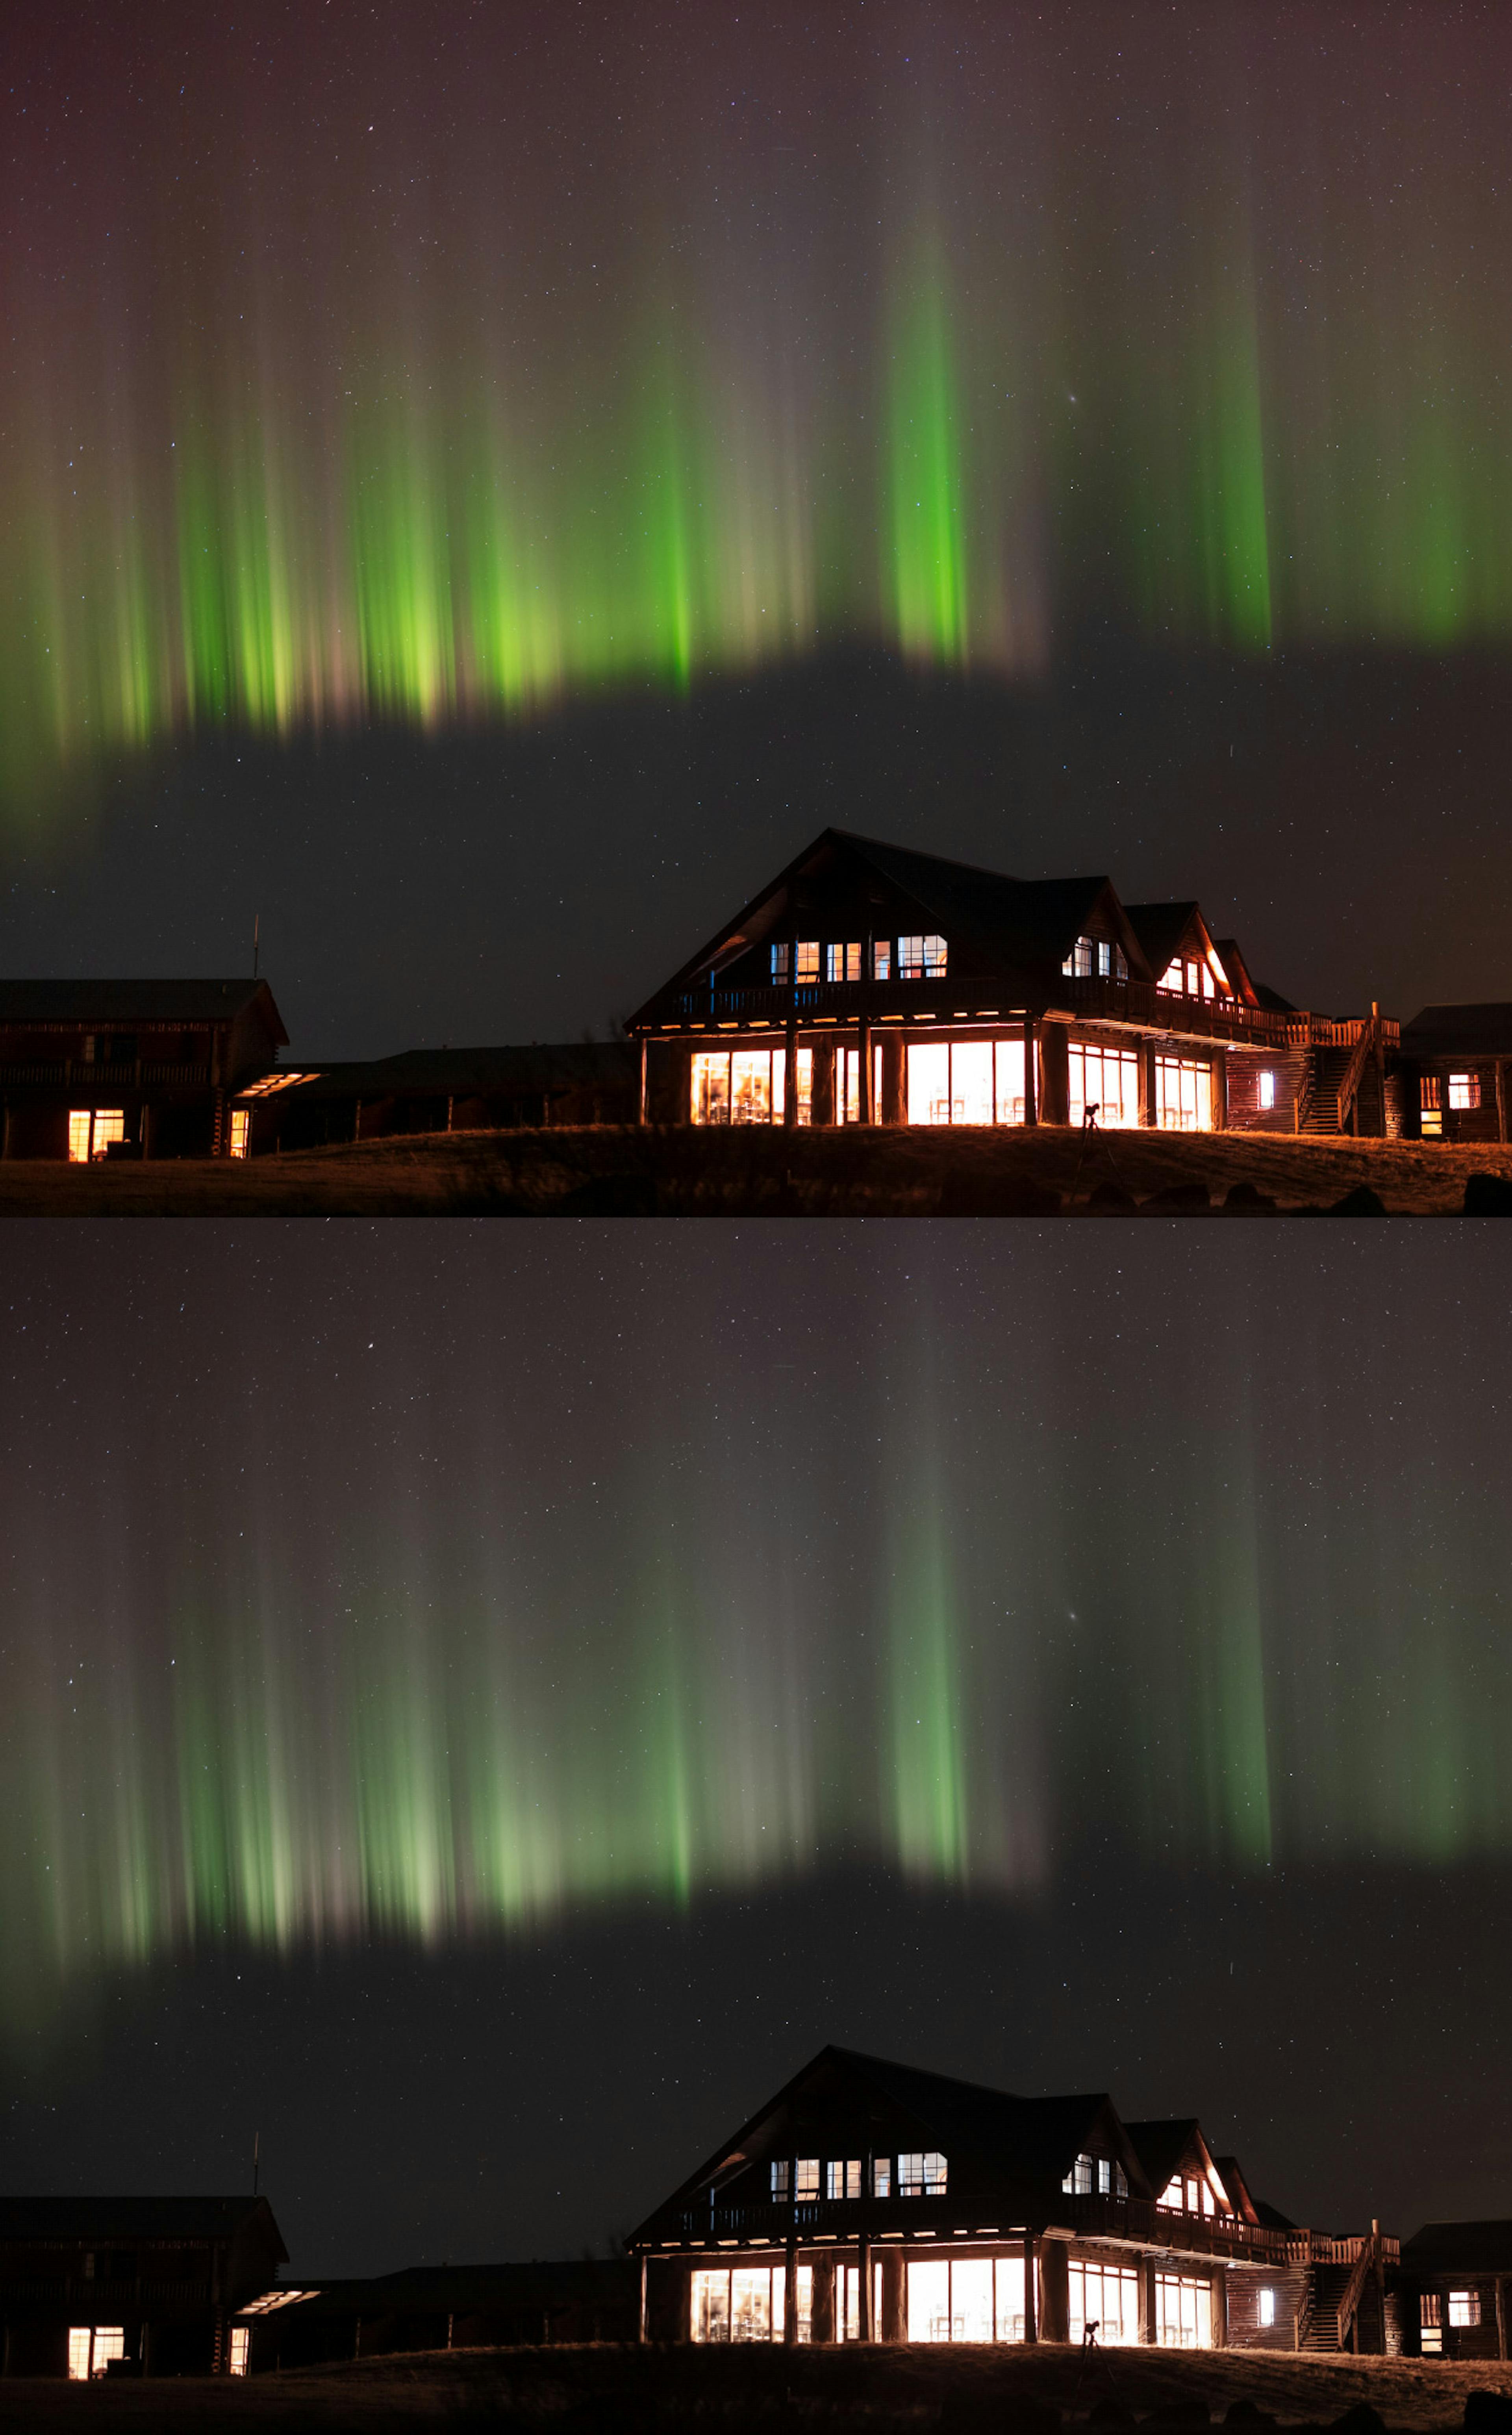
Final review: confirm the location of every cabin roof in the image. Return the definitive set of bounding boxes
[1121,904,1204,975]
[0,2195,287,2254]
[1121,2119,1205,2193]
[1401,1003,1512,1058]
[1401,2220,1512,2274]
[0,979,287,1041]
[238,2258,633,2317]
[248,1042,633,1100]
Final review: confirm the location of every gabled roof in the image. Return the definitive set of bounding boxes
[1121,2118,1206,2196]
[628,828,1154,1022]
[1121,904,1204,978]
[0,979,287,1043]
[1401,2220,1512,2274]
[1401,1004,1512,1058]
[633,2044,1150,2237]
[0,2196,286,2254]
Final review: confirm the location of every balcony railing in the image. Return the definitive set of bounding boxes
[648,975,1397,1053]
[0,1061,213,1088]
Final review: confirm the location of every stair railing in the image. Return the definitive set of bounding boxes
[1334,2233,1377,2351]
[1332,1016,1377,1134]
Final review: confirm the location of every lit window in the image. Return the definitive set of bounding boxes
[897,2150,947,2196]
[1420,1074,1443,1136]
[1186,960,1200,994]
[840,2261,885,2342]
[1258,2289,1276,2328]
[794,2158,820,2202]
[92,1112,125,1159]
[1156,1056,1212,1132]
[1448,2290,1480,2328]
[1201,2181,1215,2216]
[691,2263,808,2343]
[1420,2292,1442,2352]
[837,1043,882,1125]
[68,2330,92,2381]
[905,2255,1026,2344]
[68,1111,93,1163]
[906,1040,1024,1127]
[1159,2177,1184,2212]
[691,1049,810,1127]
[229,2327,250,2376]
[872,2157,891,2199]
[1097,940,1113,978]
[1097,2157,1112,2195]
[1156,2274,1212,2350]
[1201,964,1215,999]
[1258,1070,1276,1110]
[825,943,862,982]
[795,941,820,984]
[1448,1072,1480,1110]
[229,1109,251,1159]
[1074,2155,1095,2196]
[1069,1042,1140,1129]
[1160,960,1184,995]
[1069,2259,1141,2347]
[770,2160,790,2202]
[770,943,790,985]
[873,940,891,982]
[897,934,947,979]
[825,2159,862,2200]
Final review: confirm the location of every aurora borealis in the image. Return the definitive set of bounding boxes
[6,3,1512,807]
[5,1224,1511,2016]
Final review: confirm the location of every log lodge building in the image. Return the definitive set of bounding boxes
[2,828,1511,1158]
[4,2050,1510,2374]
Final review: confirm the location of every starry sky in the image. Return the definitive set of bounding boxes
[3,2,1512,1047]
[2,1224,1509,2270]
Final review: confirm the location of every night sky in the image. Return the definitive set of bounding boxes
[4,4,1512,1047]
[2,1227,1510,2272]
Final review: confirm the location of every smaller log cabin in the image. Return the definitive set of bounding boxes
[1395,1007,1512,1145]
[232,1042,636,1154]
[0,981,287,1162]
[0,2196,287,2379]
[626,831,1397,1140]
[1397,2224,1512,2361]
[231,2259,637,2372]
[627,2047,1396,2355]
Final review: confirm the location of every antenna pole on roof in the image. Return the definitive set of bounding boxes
[252,914,260,981]
[252,2130,260,2198]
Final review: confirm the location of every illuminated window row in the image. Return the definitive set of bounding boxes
[67,1109,126,1163]
[690,2255,1217,2350]
[1157,2168,1232,2218]
[1158,953,1231,1001]
[770,935,947,985]
[769,2150,945,2201]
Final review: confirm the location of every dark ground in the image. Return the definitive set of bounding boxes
[2,2344,1511,2433]
[2,1128,1511,1217]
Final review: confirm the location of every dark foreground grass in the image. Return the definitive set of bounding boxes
[2,1127,1512,1217]
[1,2345,1510,2435]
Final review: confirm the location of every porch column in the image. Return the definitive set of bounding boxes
[1212,2265,1228,2350]
[637,2254,648,2343]
[1497,1060,1509,1145]
[1212,1053,1228,1132]
[784,2236,799,2344]
[812,2253,837,2344]
[813,1038,837,1128]
[1023,1018,1038,1127]
[1495,2274,1508,2361]
[857,2233,873,2340]
[784,1016,799,1129]
[1141,2258,1158,2345]
[1022,2233,1038,2343]
[1039,2238,1069,2343]
[638,1040,649,1126]
[880,2244,906,2342]
[1142,1041,1158,1129]
[859,934,874,1123]
[881,1032,905,1125]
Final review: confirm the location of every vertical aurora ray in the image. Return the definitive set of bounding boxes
[885,235,969,663]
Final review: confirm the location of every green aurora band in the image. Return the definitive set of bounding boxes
[6,6,1512,811]
[4,1230,1512,2013]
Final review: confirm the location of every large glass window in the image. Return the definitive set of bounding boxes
[904,2255,1025,2343]
[1448,1073,1480,1110]
[1069,1043,1140,1129]
[840,2261,884,2341]
[229,2327,250,2376]
[906,1040,1025,1126]
[838,1044,883,1124]
[897,934,948,979]
[67,1109,126,1163]
[67,2329,124,2380]
[1156,2274,1212,2349]
[690,2264,811,2342]
[1069,2260,1140,2346]
[1156,1056,1212,1132]
[1448,2290,1481,2328]
[691,1049,810,1125]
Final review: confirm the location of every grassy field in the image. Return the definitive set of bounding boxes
[0,2342,1510,2432]
[2,1127,1512,1217]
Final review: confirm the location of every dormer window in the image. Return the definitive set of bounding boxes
[897,2150,947,2196]
[897,935,947,980]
